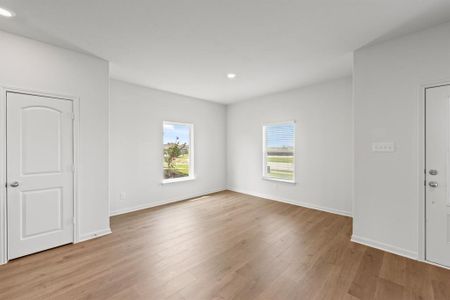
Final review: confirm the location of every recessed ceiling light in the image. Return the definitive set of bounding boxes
[227,73,237,79]
[0,7,15,18]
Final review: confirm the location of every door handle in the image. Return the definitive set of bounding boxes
[9,181,19,188]
[429,181,438,188]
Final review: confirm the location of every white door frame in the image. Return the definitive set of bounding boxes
[0,87,80,264]
[419,80,450,267]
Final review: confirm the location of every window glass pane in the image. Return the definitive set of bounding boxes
[264,122,295,181]
[163,122,191,179]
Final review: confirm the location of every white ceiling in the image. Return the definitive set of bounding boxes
[0,0,449,103]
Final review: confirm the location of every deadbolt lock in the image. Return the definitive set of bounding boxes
[429,169,438,176]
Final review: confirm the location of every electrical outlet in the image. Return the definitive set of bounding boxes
[120,192,126,201]
[372,142,395,152]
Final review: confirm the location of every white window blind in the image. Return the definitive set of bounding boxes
[263,122,295,182]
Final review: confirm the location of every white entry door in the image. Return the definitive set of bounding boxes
[7,92,74,260]
[426,84,450,267]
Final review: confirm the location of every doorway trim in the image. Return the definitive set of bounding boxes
[419,80,450,266]
[0,87,80,264]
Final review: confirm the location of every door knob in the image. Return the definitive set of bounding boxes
[9,181,19,188]
[429,181,438,188]
[429,169,438,175]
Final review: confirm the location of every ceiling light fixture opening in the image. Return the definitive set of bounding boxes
[0,7,15,18]
[227,73,237,79]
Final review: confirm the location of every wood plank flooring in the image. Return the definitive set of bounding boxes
[0,190,449,299]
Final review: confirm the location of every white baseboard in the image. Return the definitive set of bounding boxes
[420,257,450,270]
[78,227,112,243]
[351,235,418,260]
[227,187,352,217]
[110,188,226,216]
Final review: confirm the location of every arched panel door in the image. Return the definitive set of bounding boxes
[6,92,74,260]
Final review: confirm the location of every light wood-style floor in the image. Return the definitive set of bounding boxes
[0,191,449,299]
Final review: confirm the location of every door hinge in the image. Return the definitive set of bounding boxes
[71,165,76,173]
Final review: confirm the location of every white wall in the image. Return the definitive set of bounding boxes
[0,30,110,262]
[109,79,227,215]
[227,77,353,216]
[353,22,450,258]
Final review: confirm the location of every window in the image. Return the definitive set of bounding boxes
[263,121,295,183]
[163,121,194,183]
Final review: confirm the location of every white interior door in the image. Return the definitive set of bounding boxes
[426,84,450,267]
[7,92,74,260]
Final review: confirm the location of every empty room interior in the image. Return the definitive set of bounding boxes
[1,0,450,299]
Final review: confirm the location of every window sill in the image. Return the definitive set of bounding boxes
[162,176,196,184]
[262,177,296,184]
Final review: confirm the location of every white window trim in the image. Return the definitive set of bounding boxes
[262,121,296,184]
[162,121,195,184]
